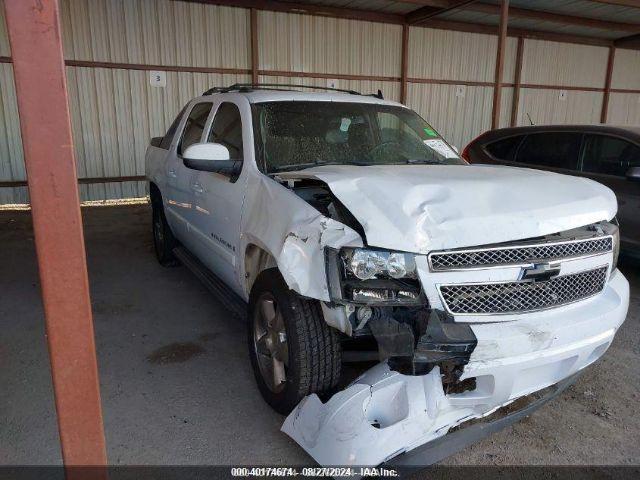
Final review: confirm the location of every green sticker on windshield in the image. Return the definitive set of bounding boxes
[423,127,438,137]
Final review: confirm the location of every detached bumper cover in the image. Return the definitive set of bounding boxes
[386,370,580,467]
[282,270,629,467]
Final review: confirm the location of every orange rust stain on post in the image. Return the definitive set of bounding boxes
[3,0,107,473]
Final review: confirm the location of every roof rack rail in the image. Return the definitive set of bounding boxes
[202,83,384,99]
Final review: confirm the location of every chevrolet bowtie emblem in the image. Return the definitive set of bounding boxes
[520,262,561,282]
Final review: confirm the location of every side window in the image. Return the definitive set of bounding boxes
[178,102,214,155]
[159,103,188,150]
[516,132,581,170]
[582,135,640,177]
[207,103,244,160]
[485,136,524,161]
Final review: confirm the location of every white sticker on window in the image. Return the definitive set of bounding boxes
[424,139,458,158]
[340,118,352,132]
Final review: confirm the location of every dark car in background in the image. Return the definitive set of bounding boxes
[462,125,640,258]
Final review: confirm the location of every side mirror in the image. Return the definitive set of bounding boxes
[183,143,241,176]
[626,166,640,182]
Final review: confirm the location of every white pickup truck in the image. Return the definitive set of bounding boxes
[146,85,629,467]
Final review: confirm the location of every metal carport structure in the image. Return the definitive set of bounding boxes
[2,0,640,474]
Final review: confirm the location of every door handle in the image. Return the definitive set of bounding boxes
[191,182,204,194]
[168,169,177,178]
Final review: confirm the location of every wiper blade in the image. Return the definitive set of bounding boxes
[270,163,319,173]
[271,161,374,173]
[406,159,442,165]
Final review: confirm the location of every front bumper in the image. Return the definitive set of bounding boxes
[282,270,629,466]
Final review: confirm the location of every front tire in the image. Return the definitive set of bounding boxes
[248,269,342,414]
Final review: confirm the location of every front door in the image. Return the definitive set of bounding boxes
[165,101,214,245]
[188,100,249,294]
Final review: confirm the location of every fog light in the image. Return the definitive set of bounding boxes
[351,288,391,302]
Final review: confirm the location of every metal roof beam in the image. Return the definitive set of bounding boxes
[180,1,638,49]
[181,0,404,24]
[463,2,640,33]
[615,33,640,47]
[407,1,479,25]
[588,1,640,8]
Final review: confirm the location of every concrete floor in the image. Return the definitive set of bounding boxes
[1,203,639,466]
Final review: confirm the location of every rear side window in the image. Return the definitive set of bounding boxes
[485,136,524,161]
[581,134,640,177]
[515,132,581,170]
[178,102,214,155]
[207,103,244,161]
[159,104,188,150]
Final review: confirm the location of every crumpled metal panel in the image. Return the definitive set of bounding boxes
[240,172,363,301]
[277,163,617,253]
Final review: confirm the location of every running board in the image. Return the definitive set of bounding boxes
[173,246,247,320]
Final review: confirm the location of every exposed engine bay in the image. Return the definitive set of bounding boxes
[289,177,478,390]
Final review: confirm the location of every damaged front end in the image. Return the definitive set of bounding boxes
[324,244,477,385]
[262,174,628,468]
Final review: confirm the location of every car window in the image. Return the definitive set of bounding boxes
[252,101,464,173]
[515,132,581,170]
[207,102,244,161]
[178,102,213,155]
[160,103,188,150]
[485,136,524,161]
[581,134,640,177]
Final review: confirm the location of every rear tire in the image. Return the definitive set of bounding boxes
[248,269,342,415]
[152,201,179,267]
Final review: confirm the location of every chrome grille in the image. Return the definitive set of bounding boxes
[439,266,608,315]
[430,237,612,271]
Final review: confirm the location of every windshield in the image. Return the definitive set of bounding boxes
[252,101,466,173]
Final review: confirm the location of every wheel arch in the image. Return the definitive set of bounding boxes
[244,242,278,297]
[149,182,162,206]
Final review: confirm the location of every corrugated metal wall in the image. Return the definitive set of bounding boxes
[258,11,401,78]
[1,0,640,204]
[406,27,517,149]
[608,48,640,124]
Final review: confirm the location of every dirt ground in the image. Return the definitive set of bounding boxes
[0,203,638,467]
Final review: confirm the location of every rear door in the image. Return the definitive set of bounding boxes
[512,132,582,175]
[578,134,640,250]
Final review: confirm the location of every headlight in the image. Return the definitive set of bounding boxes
[343,248,417,280]
[324,247,425,305]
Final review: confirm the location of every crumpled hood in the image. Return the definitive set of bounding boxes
[278,164,617,253]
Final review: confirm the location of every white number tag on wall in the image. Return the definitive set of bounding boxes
[455,85,466,98]
[327,79,339,89]
[558,90,568,101]
[150,71,166,88]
